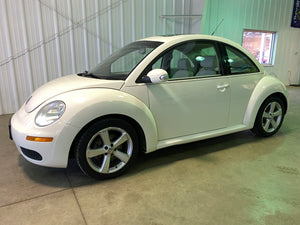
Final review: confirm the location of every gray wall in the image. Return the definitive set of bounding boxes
[0,0,203,114]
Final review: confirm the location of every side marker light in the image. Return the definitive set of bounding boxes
[26,136,53,142]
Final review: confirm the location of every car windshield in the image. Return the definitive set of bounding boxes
[85,41,162,80]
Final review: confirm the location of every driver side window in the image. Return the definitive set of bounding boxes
[152,41,220,79]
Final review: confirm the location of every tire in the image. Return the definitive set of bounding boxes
[75,118,139,179]
[252,96,285,137]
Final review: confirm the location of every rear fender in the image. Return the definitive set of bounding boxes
[243,75,288,127]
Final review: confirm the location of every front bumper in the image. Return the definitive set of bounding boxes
[10,105,80,168]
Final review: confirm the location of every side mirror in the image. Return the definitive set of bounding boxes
[146,69,169,83]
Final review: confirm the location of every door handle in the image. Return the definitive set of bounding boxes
[217,83,230,92]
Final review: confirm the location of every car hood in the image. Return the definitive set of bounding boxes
[25,74,124,113]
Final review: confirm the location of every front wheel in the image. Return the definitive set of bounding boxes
[75,119,139,179]
[252,96,285,137]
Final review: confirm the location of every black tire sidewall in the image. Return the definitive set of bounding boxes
[75,118,139,179]
[253,97,285,137]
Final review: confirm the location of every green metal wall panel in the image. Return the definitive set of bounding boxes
[201,0,300,84]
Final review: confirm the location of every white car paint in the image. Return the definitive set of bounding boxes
[25,74,125,113]
[12,88,158,167]
[10,35,288,171]
[243,74,288,126]
[147,76,230,140]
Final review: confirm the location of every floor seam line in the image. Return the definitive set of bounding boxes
[66,173,88,225]
[0,188,70,209]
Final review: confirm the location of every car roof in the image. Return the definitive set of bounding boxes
[141,34,235,45]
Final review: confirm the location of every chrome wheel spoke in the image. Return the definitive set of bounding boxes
[86,147,106,158]
[271,119,278,129]
[263,118,271,130]
[113,150,130,163]
[113,133,128,148]
[100,130,111,146]
[273,109,282,117]
[100,154,111,173]
[263,112,271,119]
[269,102,276,113]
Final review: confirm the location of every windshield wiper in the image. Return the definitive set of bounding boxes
[77,70,88,77]
[78,71,99,79]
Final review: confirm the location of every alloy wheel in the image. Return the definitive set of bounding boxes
[261,101,283,133]
[86,127,133,174]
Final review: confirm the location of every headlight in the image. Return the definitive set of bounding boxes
[35,101,66,127]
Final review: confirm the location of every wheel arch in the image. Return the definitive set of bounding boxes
[243,76,288,128]
[51,88,158,160]
[69,114,147,159]
[267,92,288,114]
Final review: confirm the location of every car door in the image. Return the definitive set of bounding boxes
[221,44,263,127]
[146,41,231,140]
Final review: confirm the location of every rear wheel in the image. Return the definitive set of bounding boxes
[252,97,285,137]
[75,119,139,179]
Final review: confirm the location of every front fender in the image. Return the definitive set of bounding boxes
[243,75,288,127]
[52,88,158,152]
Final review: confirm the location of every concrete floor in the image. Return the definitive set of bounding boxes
[0,86,299,225]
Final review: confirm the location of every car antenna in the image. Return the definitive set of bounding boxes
[210,18,224,36]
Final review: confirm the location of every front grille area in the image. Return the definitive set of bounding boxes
[20,147,42,161]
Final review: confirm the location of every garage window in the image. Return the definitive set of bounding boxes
[242,30,277,66]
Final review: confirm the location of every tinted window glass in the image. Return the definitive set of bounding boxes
[224,45,259,74]
[151,41,220,79]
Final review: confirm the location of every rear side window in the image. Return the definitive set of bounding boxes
[224,45,259,75]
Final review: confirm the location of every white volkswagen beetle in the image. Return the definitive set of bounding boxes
[10,35,288,179]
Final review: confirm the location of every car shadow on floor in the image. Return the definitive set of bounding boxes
[18,129,286,188]
[129,130,274,175]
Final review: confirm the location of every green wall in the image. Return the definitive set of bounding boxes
[200,0,300,84]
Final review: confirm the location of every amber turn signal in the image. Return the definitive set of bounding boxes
[26,136,53,142]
